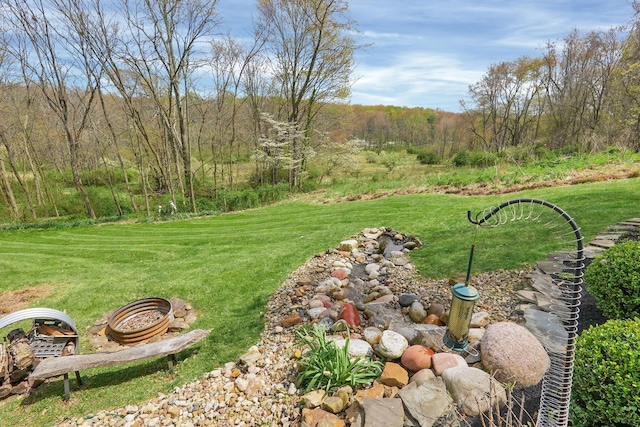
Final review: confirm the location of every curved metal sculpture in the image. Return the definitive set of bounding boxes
[468,198,584,427]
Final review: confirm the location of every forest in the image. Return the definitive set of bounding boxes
[0,0,639,222]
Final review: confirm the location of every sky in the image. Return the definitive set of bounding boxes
[217,0,636,112]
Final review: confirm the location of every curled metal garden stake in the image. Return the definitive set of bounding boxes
[468,198,584,427]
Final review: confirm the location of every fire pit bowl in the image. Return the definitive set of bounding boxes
[107,298,174,345]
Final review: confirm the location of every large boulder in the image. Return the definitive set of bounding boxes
[480,322,550,387]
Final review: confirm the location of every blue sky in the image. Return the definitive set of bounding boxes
[217,0,635,112]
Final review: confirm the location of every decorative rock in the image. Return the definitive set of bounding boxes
[403,241,418,250]
[302,407,345,427]
[302,389,326,408]
[309,299,325,309]
[238,345,262,365]
[470,311,491,328]
[365,263,381,275]
[397,379,454,427]
[409,368,436,386]
[408,301,428,323]
[362,397,404,427]
[468,328,485,343]
[398,293,420,307]
[423,314,441,325]
[363,327,383,345]
[379,362,409,387]
[338,303,360,327]
[339,239,358,252]
[431,352,467,376]
[354,381,385,403]
[401,345,434,371]
[334,386,352,407]
[322,396,346,414]
[415,324,447,349]
[442,366,506,416]
[427,303,445,318]
[331,269,348,280]
[280,312,302,328]
[308,306,328,320]
[481,322,550,387]
[378,330,408,359]
[395,327,421,345]
[332,338,373,358]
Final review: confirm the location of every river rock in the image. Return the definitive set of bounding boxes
[409,301,428,322]
[401,345,434,371]
[332,338,373,358]
[427,303,445,317]
[363,326,383,345]
[431,352,467,376]
[470,311,491,328]
[378,330,408,359]
[480,322,550,387]
[398,293,420,307]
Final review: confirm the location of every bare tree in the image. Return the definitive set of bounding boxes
[3,0,99,218]
[255,0,359,187]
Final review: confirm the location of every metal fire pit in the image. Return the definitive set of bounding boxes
[107,298,174,345]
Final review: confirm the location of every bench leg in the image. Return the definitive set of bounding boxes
[167,354,176,374]
[63,373,70,402]
[75,371,82,387]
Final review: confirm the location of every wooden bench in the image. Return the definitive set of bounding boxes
[29,329,211,401]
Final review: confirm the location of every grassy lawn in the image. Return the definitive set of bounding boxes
[0,177,638,426]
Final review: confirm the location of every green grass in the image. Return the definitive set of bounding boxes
[0,177,639,426]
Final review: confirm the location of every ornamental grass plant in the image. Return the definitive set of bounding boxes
[295,325,383,393]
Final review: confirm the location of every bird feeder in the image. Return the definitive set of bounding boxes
[443,244,479,352]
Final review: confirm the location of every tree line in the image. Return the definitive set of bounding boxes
[0,0,638,222]
[0,0,360,220]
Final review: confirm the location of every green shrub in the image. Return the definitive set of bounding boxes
[468,150,498,167]
[295,325,383,393]
[416,151,439,165]
[570,318,640,427]
[452,152,469,167]
[584,241,640,319]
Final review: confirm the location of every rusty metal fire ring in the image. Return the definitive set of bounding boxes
[107,298,174,345]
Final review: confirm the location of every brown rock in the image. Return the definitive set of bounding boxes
[297,277,313,286]
[354,380,384,403]
[302,407,345,427]
[173,308,187,318]
[321,396,346,413]
[401,345,434,371]
[424,314,442,325]
[331,269,348,280]
[379,362,408,387]
[280,312,303,328]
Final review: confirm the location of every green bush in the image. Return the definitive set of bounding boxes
[570,318,640,427]
[451,152,469,167]
[416,151,439,165]
[584,241,640,319]
[468,150,498,167]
